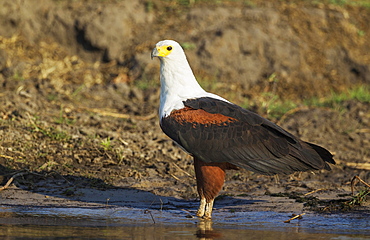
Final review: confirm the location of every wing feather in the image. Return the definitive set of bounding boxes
[160,97,335,175]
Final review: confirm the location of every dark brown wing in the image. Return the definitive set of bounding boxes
[160,97,335,175]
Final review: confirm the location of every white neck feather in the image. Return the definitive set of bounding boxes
[156,41,227,119]
[159,56,208,119]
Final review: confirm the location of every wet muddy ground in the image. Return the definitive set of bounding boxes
[1,184,369,239]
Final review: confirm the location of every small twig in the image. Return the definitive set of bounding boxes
[135,112,157,121]
[277,106,310,124]
[51,170,73,185]
[172,162,194,178]
[26,112,40,130]
[80,107,157,121]
[355,128,370,133]
[144,210,156,224]
[345,162,370,171]
[273,174,280,184]
[304,188,327,196]
[284,213,306,223]
[169,173,181,181]
[0,154,14,159]
[0,171,28,191]
[159,198,163,212]
[118,138,129,146]
[351,176,370,195]
[29,171,48,178]
[181,208,194,218]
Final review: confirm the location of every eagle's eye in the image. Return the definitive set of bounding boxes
[167,46,173,51]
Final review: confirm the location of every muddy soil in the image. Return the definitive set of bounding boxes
[0,0,369,216]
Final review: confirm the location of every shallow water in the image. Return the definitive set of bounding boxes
[0,206,369,239]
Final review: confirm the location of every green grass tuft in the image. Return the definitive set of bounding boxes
[100,137,113,151]
[305,85,370,108]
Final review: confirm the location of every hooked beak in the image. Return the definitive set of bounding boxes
[151,47,159,60]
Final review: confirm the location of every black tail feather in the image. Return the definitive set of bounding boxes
[305,142,336,165]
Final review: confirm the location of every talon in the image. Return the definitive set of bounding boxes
[196,198,206,217]
[203,200,214,219]
[196,198,214,219]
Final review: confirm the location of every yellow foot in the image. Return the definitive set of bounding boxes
[196,198,214,219]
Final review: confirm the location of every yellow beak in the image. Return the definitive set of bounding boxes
[151,46,171,59]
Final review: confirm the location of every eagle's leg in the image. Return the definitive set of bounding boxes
[195,194,217,220]
[196,197,214,219]
[194,157,228,219]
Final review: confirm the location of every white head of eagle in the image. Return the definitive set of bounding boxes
[151,40,226,120]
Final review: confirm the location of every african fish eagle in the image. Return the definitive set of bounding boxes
[151,40,335,219]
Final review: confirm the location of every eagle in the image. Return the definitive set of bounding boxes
[151,40,335,219]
